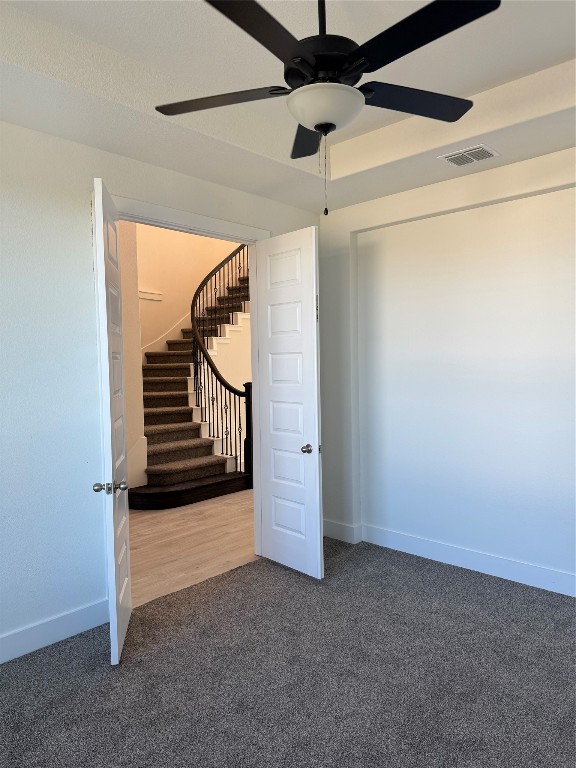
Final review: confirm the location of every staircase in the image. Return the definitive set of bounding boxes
[129,251,252,511]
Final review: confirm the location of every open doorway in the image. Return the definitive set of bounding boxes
[117,220,255,607]
[96,184,323,663]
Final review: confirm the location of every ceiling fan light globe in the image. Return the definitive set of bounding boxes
[286,83,364,133]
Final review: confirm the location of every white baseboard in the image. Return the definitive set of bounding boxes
[324,518,363,544]
[0,599,109,664]
[362,524,576,597]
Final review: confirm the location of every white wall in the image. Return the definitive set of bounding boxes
[0,120,317,663]
[319,148,576,595]
[207,315,252,392]
[358,190,574,590]
[136,225,237,353]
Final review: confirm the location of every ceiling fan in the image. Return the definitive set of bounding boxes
[156,0,501,159]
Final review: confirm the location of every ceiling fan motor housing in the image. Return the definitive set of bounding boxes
[284,35,362,89]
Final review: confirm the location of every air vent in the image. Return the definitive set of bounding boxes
[439,144,499,167]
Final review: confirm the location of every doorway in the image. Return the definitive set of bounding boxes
[116,218,256,607]
[96,185,324,663]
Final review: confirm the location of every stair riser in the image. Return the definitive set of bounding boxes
[142,366,190,378]
[143,380,188,392]
[217,296,248,305]
[166,340,194,351]
[143,394,189,408]
[226,285,250,294]
[144,412,193,426]
[195,326,225,337]
[146,461,226,486]
[146,352,193,364]
[147,444,214,466]
[206,306,239,316]
[145,427,201,445]
[195,321,225,330]
[195,320,230,330]
[203,304,242,316]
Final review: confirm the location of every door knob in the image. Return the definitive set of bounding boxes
[301,444,313,454]
[93,481,128,493]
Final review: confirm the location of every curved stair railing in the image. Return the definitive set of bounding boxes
[191,244,252,483]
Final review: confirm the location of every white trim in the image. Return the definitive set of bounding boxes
[112,196,270,243]
[248,244,262,557]
[362,524,576,597]
[323,519,362,544]
[348,233,362,532]
[0,600,108,664]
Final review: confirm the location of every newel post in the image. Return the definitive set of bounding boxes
[244,382,253,488]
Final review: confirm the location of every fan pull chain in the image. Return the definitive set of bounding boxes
[323,134,329,216]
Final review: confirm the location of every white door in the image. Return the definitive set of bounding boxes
[252,227,323,579]
[93,178,132,664]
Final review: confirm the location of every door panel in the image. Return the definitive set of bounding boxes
[254,227,323,579]
[93,178,132,664]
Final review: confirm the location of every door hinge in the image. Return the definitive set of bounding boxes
[319,444,322,453]
[316,295,319,322]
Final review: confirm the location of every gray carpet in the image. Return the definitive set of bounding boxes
[2,541,574,768]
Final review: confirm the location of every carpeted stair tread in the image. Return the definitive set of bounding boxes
[143,391,190,399]
[144,406,194,416]
[144,408,195,426]
[145,351,193,359]
[142,377,189,392]
[216,295,247,305]
[146,454,228,485]
[146,437,215,465]
[166,340,194,350]
[142,363,191,378]
[128,471,251,507]
[144,394,190,409]
[148,438,213,456]
[144,423,202,444]
[205,305,239,315]
[146,455,226,474]
[144,422,202,436]
[131,472,241,493]
[146,353,193,365]
[143,377,188,384]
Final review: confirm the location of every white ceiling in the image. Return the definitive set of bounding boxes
[1,1,575,211]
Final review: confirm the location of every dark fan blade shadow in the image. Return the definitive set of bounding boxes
[291,125,322,159]
[205,0,299,63]
[355,0,501,72]
[156,86,290,116]
[360,81,472,122]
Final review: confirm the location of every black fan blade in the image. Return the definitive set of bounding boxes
[205,0,299,64]
[360,82,472,122]
[291,125,321,159]
[156,86,290,116]
[355,1,501,73]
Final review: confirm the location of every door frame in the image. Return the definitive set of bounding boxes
[111,194,270,551]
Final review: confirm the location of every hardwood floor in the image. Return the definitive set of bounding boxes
[129,489,256,607]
